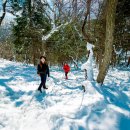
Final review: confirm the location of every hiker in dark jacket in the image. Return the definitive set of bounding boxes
[37,56,50,93]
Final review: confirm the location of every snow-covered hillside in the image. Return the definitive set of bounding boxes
[0,59,130,130]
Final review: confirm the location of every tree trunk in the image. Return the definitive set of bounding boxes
[97,0,118,84]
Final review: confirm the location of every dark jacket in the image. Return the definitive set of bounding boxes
[37,63,50,77]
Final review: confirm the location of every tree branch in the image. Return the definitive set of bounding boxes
[0,0,7,26]
[82,0,92,42]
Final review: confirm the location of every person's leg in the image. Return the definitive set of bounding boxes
[66,72,68,79]
[127,57,130,67]
[65,72,67,79]
[65,72,68,79]
[38,75,43,93]
[42,75,48,89]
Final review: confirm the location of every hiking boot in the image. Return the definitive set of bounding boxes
[38,89,42,93]
[66,76,68,80]
[44,87,48,89]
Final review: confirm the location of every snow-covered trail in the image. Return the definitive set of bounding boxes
[0,59,130,130]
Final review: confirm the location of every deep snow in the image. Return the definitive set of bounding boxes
[0,59,130,130]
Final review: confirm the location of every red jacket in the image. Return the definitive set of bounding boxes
[63,64,70,73]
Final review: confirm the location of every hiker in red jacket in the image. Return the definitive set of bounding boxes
[63,62,70,79]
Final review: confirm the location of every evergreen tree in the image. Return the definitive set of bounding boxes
[13,0,51,65]
[45,22,86,66]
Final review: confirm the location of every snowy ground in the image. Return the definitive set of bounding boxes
[0,59,130,130]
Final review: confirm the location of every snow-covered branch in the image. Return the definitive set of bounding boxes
[2,0,7,4]
[69,55,79,69]
[113,45,122,55]
[42,22,70,41]
[0,0,7,25]
[74,25,82,39]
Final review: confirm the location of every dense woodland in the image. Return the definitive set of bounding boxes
[0,0,130,84]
